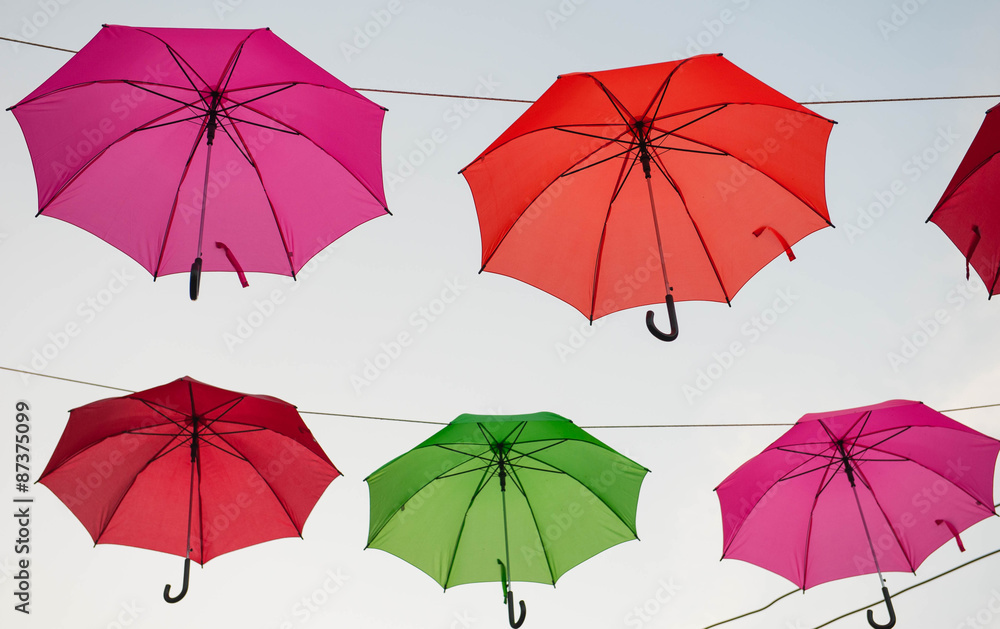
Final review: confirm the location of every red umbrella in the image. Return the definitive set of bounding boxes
[716,400,1000,628]
[927,104,1000,296]
[9,25,388,300]
[38,376,340,602]
[461,54,834,341]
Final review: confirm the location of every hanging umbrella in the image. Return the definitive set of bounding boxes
[927,103,1000,296]
[364,412,648,627]
[716,400,1000,628]
[9,24,388,300]
[38,376,340,602]
[460,54,834,341]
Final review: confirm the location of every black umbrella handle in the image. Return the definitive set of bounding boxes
[506,590,526,628]
[646,294,679,342]
[163,556,191,603]
[189,257,203,301]
[867,586,896,629]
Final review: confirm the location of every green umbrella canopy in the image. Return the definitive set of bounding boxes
[364,412,649,591]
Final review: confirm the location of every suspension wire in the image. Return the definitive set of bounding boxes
[2,365,998,427]
[2,36,999,107]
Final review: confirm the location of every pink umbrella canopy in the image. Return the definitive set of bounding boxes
[10,25,388,298]
[716,400,999,626]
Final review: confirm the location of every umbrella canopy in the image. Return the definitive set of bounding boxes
[927,103,1000,296]
[716,400,1000,627]
[10,25,388,299]
[38,376,340,602]
[460,54,834,340]
[365,412,648,626]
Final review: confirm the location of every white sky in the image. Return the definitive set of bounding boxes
[3,1,1000,628]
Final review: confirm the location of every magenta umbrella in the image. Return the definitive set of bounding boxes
[716,400,1000,629]
[9,25,388,299]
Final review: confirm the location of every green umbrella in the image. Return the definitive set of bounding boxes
[365,412,649,627]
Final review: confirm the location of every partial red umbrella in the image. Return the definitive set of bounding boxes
[9,25,388,299]
[927,104,1000,296]
[38,376,340,602]
[716,400,1000,628]
[461,54,834,341]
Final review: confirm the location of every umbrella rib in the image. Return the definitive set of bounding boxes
[441,451,500,589]
[561,143,637,178]
[36,101,192,216]
[553,126,634,147]
[135,27,212,92]
[668,124,834,228]
[477,129,629,272]
[90,432,184,544]
[152,118,211,278]
[589,150,640,320]
[648,153,733,304]
[926,154,999,221]
[800,459,836,588]
[503,459,560,585]
[224,118,300,278]
[850,465,917,573]
[239,99,389,210]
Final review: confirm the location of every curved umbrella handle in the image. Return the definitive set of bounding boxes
[189,257,203,301]
[507,591,527,628]
[866,586,896,629]
[646,294,679,342]
[163,556,191,603]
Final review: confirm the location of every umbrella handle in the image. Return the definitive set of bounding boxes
[189,257,203,301]
[646,294,679,342]
[163,556,191,603]
[866,586,896,629]
[506,591,526,628]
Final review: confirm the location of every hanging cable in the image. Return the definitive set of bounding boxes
[2,36,998,107]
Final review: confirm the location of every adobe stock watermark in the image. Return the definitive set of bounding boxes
[544,0,587,30]
[954,589,1000,629]
[101,601,144,629]
[682,288,800,405]
[273,567,350,627]
[340,0,403,62]
[5,0,74,55]
[350,277,467,394]
[877,0,932,41]
[213,0,244,21]
[15,268,137,383]
[222,237,338,352]
[386,75,500,193]
[623,576,682,629]
[670,0,753,59]
[844,126,959,244]
[886,273,983,372]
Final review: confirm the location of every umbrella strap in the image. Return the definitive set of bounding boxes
[966,225,981,280]
[849,480,884,584]
[216,242,249,287]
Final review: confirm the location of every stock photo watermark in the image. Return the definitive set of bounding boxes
[670,0,753,59]
[843,126,958,244]
[350,277,467,394]
[682,288,800,404]
[339,0,404,62]
[877,0,932,41]
[5,0,74,54]
[386,75,500,193]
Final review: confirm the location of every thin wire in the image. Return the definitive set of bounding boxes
[2,365,998,428]
[3,36,998,106]
[701,589,798,629]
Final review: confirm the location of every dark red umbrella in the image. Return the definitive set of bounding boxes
[461,54,834,341]
[928,104,1000,296]
[716,400,1000,628]
[38,376,339,602]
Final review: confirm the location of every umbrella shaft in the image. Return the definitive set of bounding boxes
[196,141,215,258]
[849,479,884,584]
[644,172,671,295]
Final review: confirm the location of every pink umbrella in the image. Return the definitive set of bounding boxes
[716,400,1000,629]
[9,25,388,299]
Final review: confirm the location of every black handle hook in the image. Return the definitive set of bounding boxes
[163,556,191,603]
[189,257,202,301]
[867,586,896,629]
[646,293,679,342]
[506,590,526,628]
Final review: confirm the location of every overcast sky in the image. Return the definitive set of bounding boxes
[3,2,1000,629]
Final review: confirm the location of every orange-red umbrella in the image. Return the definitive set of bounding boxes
[461,54,834,340]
